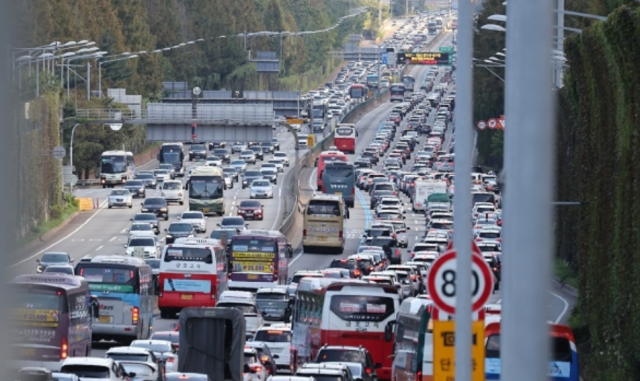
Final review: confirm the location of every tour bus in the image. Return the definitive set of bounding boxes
[157,237,227,319]
[11,274,98,371]
[291,278,400,380]
[484,322,580,381]
[158,142,185,176]
[322,161,356,208]
[228,229,294,291]
[402,75,416,92]
[99,150,133,188]
[302,194,347,254]
[75,255,154,343]
[186,166,225,215]
[390,83,406,102]
[316,149,348,190]
[126,151,135,175]
[349,83,368,100]
[334,124,357,154]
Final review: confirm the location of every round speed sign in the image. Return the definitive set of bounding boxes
[426,249,494,315]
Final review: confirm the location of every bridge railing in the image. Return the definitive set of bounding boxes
[74,109,137,120]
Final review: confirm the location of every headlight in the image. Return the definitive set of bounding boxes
[36,266,44,273]
[166,234,173,238]
[160,208,167,212]
[142,208,148,212]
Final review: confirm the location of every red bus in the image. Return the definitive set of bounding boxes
[334,124,357,154]
[291,278,399,380]
[158,237,227,319]
[316,150,348,191]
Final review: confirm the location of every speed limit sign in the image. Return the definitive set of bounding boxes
[427,249,494,315]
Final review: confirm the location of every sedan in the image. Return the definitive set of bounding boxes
[36,252,72,273]
[130,339,179,373]
[141,198,169,221]
[136,173,157,189]
[260,168,278,184]
[273,151,289,166]
[266,159,285,173]
[131,213,160,234]
[178,211,207,233]
[119,361,160,381]
[108,189,133,209]
[206,155,222,167]
[153,169,171,182]
[128,222,156,239]
[158,164,176,179]
[224,174,234,189]
[42,264,75,275]
[223,167,239,182]
[230,159,247,173]
[240,150,257,164]
[217,216,247,230]
[250,179,274,199]
[123,180,147,198]
[164,222,196,244]
[237,199,264,220]
[249,146,264,160]
[232,142,248,153]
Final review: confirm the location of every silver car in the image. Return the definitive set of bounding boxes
[178,211,207,233]
[108,189,133,209]
[130,339,179,373]
[230,159,247,173]
[240,150,257,164]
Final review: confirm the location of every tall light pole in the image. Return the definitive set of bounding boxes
[66,51,102,99]
[97,55,139,98]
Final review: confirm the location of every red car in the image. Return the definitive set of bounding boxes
[236,199,264,220]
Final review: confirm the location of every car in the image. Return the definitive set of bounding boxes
[60,357,130,381]
[206,155,223,167]
[245,341,278,376]
[295,366,349,381]
[107,189,133,209]
[273,151,289,166]
[272,138,280,151]
[260,168,278,184]
[260,142,275,154]
[158,163,177,179]
[165,373,211,381]
[212,148,231,162]
[254,289,291,322]
[475,226,502,244]
[232,142,248,153]
[161,180,185,205]
[150,331,180,351]
[164,222,196,244]
[242,170,264,189]
[136,172,158,189]
[153,169,172,183]
[267,159,285,173]
[141,197,169,220]
[42,264,75,275]
[209,141,227,150]
[224,172,235,189]
[130,339,179,373]
[250,179,274,199]
[36,251,72,273]
[125,236,162,258]
[128,222,156,239]
[51,373,81,381]
[300,363,356,381]
[223,166,240,182]
[217,216,247,230]
[123,179,146,198]
[209,228,238,245]
[387,265,421,296]
[244,347,269,381]
[105,346,162,373]
[240,150,257,164]
[178,211,207,233]
[237,199,265,220]
[131,213,160,234]
[249,146,265,160]
[328,259,362,278]
[231,159,248,173]
[188,143,208,160]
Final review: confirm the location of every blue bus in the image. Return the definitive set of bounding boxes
[402,75,416,92]
[75,255,154,344]
[322,161,356,208]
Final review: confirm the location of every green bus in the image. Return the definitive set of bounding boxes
[186,166,225,216]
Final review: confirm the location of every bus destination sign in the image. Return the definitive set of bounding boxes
[397,52,451,65]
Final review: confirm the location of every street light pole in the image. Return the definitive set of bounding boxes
[69,123,80,175]
[502,0,554,380]
[555,0,564,88]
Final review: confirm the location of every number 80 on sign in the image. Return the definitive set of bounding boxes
[427,249,494,315]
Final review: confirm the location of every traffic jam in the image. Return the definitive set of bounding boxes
[11,14,580,381]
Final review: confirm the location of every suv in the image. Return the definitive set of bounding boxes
[188,144,207,161]
[252,324,292,373]
[328,259,362,278]
[314,345,379,381]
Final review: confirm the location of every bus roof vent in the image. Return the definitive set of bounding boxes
[174,237,221,246]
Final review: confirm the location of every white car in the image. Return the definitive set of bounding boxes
[376,197,404,214]
[475,226,502,244]
[60,357,129,381]
[130,339,179,373]
[230,159,248,173]
[161,180,185,205]
[108,189,133,209]
[240,150,257,164]
[125,236,161,258]
[267,159,285,173]
[118,361,159,381]
[243,347,269,381]
[224,173,234,189]
[206,155,223,167]
[153,169,171,182]
[251,324,292,373]
[178,211,207,233]
[128,222,156,239]
[250,179,274,199]
[273,151,290,166]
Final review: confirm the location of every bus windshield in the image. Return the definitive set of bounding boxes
[324,165,354,178]
[336,127,355,137]
[101,156,126,174]
[189,177,223,198]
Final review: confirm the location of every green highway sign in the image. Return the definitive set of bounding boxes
[439,46,454,53]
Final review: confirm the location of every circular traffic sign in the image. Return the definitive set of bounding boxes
[488,118,497,129]
[52,146,66,160]
[477,120,487,130]
[427,249,495,315]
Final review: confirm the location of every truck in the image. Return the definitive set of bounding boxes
[412,179,448,213]
[178,307,245,381]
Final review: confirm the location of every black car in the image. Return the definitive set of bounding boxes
[260,142,275,153]
[136,173,157,189]
[249,146,264,160]
[131,213,160,233]
[354,158,372,168]
[36,251,72,273]
[213,148,231,163]
[242,170,263,189]
[260,169,278,184]
[365,236,400,264]
[208,141,226,150]
[123,180,146,198]
[188,143,207,160]
[164,222,196,244]
[141,198,169,221]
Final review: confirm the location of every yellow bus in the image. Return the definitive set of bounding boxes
[302,194,348,254]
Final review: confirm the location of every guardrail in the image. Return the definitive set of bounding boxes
[74,107,274,125]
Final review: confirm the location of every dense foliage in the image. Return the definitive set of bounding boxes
[555,4,640,379]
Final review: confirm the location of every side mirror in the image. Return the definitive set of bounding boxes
[36,259,40,263]
[403,216,406,219]
[70,259,74,263]
[384,323,394,342]
[216,223,221,227]
[273,354,280,359]
[164,228,168,232]
[124,244,129,248]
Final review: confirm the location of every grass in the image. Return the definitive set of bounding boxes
[16,201,80,248]
[555,257,579,290]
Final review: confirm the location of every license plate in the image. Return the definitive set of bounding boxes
[181,294,193,300]
[318,237,327,242]
[98,316,113,323]
[19,348,35,356]
[248,274,258,280]
[246,212,253,216]
[335,192,342,196]
[202,208,209,213]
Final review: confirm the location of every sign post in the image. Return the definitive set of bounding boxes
[433,319,486,381]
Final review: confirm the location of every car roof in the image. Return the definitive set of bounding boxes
[257,323,291,331]
[106,346,152,354]
[62,357,116,367]
[131,339,172,346]
[257,287,287,294]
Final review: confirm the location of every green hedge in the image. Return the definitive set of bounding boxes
[556,4,640,379]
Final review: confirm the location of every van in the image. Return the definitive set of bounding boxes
[298,134,309,148]
[412,180,448,213]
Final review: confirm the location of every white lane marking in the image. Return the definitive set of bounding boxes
[11,198,109,268]
[270,186,284,231]
[497,299,501,304]
[279,188,282,197]
[288,252,303,266]
[121,228,127,233]
[95,245,103,251]
[415,219,418,224]
[109,236,116,242]
[551,292,570,323]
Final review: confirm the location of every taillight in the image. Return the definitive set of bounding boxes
[498,238,502,242]
[250,365,263,373]
[354,269,361,277]
[322,186,326,192]
[60,336,68,360]
[261,355,270,363]
[339,230,343,239]
[410,274,416,280]
[393,233,397,238]
[132,306,139,324]
[366,367,373,374]
[303,229,307,237]
[476,238,482,241]
[352,187,355,195]
[410,252,415,257]
[166,357,175,363]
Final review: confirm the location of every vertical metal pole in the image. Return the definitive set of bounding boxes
[453,0,473,379]
[60,58,64,85]
[98,62,102,98]
[86,61,90,100]
[502,0,554,380]
[555,0,564,88]
[378,0,382,30]
[66,59,70,100]
[36,59,39,97]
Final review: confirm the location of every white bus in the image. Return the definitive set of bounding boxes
[99,150,133,188]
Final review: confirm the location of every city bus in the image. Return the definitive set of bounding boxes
[334,123,357,154]
[186,166,225,215]
[427,21,437,35]
[484,322,580,381]
[291,279,399,380]
[367,73,379,88]
[322,161,356,208]
[157,142,185,177]
[99,150,133,188]
[157,237,227,319]
[391,297,433,381]
[316,149,348,190]
[349,83,368,100]
[390,83,406,102]
[302,195,347,254]
[10,274,97,371]
[75,255,154,344]
[402,75,416,92]
[228,229,293,291]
